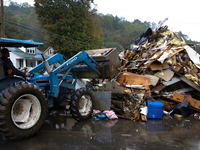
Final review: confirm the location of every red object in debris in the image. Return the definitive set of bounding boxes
[164,102,175,111]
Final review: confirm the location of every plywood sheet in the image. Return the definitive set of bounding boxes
[145,75,159,86]
[116,72,151,86]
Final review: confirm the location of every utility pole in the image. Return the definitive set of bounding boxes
[1,0,4,38]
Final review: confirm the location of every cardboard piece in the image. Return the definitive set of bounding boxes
[150,62,169,71]
[154,69,174,82]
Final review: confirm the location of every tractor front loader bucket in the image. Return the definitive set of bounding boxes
[71,48,120,79]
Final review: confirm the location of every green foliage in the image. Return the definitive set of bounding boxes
[34,0,103,58]
[175,31,200,52]
[3,1,49,51]
[101,15,151,49]
[176,31,189,41]
[104,42,124,52]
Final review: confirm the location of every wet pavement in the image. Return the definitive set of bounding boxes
[1,109,200,150]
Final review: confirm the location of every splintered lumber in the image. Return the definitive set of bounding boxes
[168,48,185,58]
[133,111,140,121]
[141,114,147,122]
[180,76,200,92]
[146,46,171,68]
[172,62,182,72]
[116,72,151,87]
[151,84,166,93]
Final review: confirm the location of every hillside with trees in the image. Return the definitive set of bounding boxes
[1,1,199,57]
[34,0,103,57]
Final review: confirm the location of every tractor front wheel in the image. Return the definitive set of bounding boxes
[70,88,93,121]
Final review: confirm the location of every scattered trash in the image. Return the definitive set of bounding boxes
[170,101,194,117]
[103,110,118,119]
[92,110,118,120]
[93,112,108,121]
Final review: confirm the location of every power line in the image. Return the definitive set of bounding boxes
[5,18,98,49]
[8,28,85,53]
[4,17,102,49]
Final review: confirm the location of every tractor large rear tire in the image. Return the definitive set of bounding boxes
[70,88,93,121]
[0,81,47,141]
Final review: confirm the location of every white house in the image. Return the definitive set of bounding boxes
[7,44,48,70]
[43,46,56,58]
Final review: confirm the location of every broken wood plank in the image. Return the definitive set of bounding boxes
[141,114,147,122]
[116,72,151,86]
[133,111,140,121]
[171,62,182,72]
[180,76,200,92]
[146,46,171,68]
[138,48,163,70]
[178,59,200,79]
[151,84,166,94]
[168,48,185,58]
[173,93,200,111]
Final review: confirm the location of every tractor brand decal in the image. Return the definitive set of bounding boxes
[60,57,77,71]
[66,57,77,66]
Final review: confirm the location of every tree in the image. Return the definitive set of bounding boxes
[101,15,151,50]
[34,0,103,58]
[105,42,124,52]
[3,2,49,51]
[176,31,189,41]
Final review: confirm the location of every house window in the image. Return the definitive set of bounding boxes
[26,47,36,54]
[19,59,23,67]
[49,49,53,55]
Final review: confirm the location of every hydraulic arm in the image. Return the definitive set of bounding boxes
[29,51,101,99]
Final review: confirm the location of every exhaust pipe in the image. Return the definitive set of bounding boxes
[41,54,52,74]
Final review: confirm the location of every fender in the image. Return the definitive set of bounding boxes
[0,76,26,92]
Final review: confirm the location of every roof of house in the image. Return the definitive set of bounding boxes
[8,47,49,59]
[43,46,52,53]
[43,46,56,54]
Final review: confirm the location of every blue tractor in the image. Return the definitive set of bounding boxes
[0,38,119,141]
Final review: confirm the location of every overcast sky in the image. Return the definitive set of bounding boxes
[9,0,200,42]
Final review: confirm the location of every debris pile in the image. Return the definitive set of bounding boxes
[92,18,200,121]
